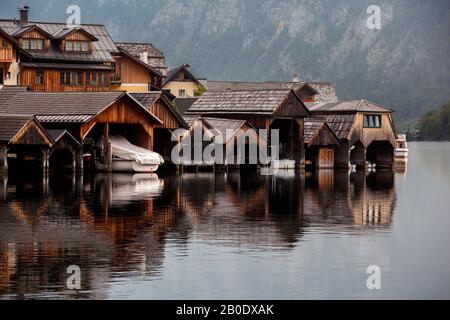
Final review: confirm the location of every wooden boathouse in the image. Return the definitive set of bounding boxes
[304,118,340,169]
[0,88,163,172]
[306,100,397,169]
[185,89,311,167]
[181,116,266,171]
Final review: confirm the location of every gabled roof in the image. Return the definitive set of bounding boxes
[0,91,162,124]
[0,86,29,107]
[163,64,200,86]
[117,47,162,77]
[202,117,249,143]
[10,24,54,39]
[46,129,80,145]
[0,114,53,145]
[185,89,310,116]
[115,42,168,76]
[0,20,118,62]
[52,27,98,41]
[0,27,32,57]
[207,80,338,102]
[322,114,357,140]
[130,92,188,128]
[306,100,392,114]
[174,97,199,115]
[304,118,340,146]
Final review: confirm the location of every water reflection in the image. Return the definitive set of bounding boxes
[0,169,396,299]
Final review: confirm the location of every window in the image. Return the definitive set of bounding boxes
[86,72,108,85]
[1,39,8,48]
[65,40,90,52]
[35,71,44,85]
[179,89,186,97]
[364,115,382,128]
[22,39,44,50]
[60,71,83,85]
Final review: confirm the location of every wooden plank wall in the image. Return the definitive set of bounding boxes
[20,69,110,92]
[119,55,151,84]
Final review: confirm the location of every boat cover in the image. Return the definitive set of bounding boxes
[108,135,164,165]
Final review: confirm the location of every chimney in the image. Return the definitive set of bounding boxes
[19,6,29,26]
[140,52,148,64]
[292,74,301,83]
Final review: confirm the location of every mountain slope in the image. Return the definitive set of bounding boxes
[2,0,449,121]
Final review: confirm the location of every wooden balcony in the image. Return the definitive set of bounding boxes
[0,48,13,62]
[111,73,121,84]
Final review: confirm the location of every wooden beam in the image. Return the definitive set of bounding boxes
[0,144,8,174]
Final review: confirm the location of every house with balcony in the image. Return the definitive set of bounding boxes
[0,6,163,92]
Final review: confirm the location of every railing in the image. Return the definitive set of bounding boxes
[111,73,121,83]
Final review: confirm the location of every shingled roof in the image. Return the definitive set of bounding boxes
[202,117,248,142]
[130,92,188,128]
[163,64,200,86]
[322,114,356,140]
[185,89,310,116]
[0,91,161,124]
[174,97,199,115]
[0,20,118,62]
[306,100,392,114]
[0,114,33,142]
[207,80,338,102]
[116,42,168,76]
[304,117,340,145]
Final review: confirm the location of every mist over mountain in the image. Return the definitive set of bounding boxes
[1,0,449,123]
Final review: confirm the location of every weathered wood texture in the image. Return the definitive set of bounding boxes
[20,69,110,92]
[117,54,151,84]
[9,120,53,146]
[348,113,397,148]
[80,96,155,149]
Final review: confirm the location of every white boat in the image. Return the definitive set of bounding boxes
[394,134,409,162]
[109,135,164,173]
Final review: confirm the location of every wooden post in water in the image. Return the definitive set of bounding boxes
[104,123,112,172]
[0,144,8,174]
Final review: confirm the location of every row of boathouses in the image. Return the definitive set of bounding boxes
[0,6,400,174]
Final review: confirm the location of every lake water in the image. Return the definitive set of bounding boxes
[0,142,449,299]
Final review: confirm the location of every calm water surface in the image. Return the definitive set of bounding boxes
[0,142,449,299]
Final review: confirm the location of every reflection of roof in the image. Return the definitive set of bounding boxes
[306,100,392,113]
[0,20,117,62]
[186,89,309,115]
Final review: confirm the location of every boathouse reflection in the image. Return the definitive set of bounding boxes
[0,169,396,298]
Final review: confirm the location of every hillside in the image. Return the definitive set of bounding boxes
[1,0,449,122]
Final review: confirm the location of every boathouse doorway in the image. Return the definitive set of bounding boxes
[366,141,394,168]
[350,141,366,170]
[49,149,74,173]
[269,118,301,161]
